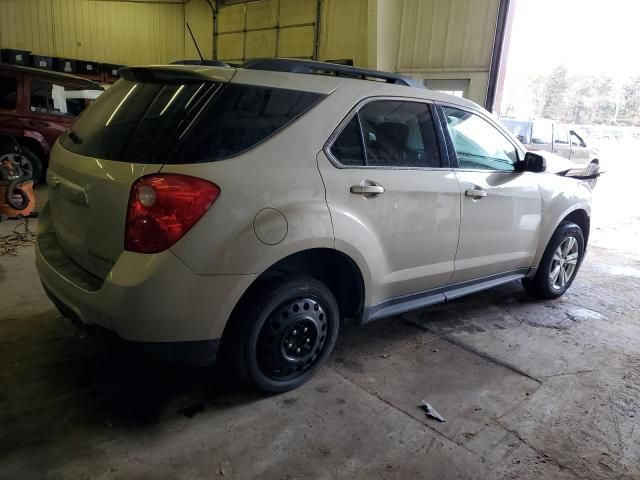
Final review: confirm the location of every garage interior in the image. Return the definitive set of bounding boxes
[1,1,639,479]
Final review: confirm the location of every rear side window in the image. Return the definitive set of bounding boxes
[0,75,17,110]
[60,79,323,164]
[330,117,364,166]
[30,80,90,116]
[553,123,569,145]
[330,100,442,168]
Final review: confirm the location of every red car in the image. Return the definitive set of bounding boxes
[0,64,103,182]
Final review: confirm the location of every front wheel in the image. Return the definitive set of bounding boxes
[228,274,339,393]
[523,221,585,299]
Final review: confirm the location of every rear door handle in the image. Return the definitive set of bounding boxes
[465,188,487,198]
[350,184,385,195]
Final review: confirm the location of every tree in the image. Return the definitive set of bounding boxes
[540,65,570,120]
[590,76,616,124]
[619,76,640,125]
[564,77,594,124]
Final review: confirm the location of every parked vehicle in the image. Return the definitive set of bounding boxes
[37,60,596,393]
[0,64,103,182]
[500,117,599,169]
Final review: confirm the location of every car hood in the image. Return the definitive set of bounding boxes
[535,151,599,187]
[538,151,578,173]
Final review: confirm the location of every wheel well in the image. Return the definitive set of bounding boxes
[0,135,46,163]
[563,209,590,246]
[228,248,365,324]
[260,248,366,322]
[218,248,366,360]
[16,137,46,164]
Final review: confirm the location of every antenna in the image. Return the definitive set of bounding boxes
[186,23,204,63]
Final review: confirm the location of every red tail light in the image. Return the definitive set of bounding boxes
[125,174,220,254]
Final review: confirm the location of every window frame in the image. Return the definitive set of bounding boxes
[435,102,526,173]
[324,96,451,170]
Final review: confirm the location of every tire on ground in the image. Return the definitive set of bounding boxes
[522,221,585,300]
[224,274,340,393]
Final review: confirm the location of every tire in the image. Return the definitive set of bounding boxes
[226,274,339,393]
[522,221,585,299]
[0,143,43,184]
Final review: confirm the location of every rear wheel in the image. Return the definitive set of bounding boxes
[228,274,339,393]
[0,143,42,184]
[523,221,585,299]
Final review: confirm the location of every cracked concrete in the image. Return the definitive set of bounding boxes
[1,164,639,479]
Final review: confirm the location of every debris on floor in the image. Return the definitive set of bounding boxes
[421,400,446,422]
[0,219,36,256]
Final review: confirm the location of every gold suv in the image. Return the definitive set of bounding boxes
[36,59,595,392]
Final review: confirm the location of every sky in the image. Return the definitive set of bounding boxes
[500,0,640,115]
[505,0,640,79]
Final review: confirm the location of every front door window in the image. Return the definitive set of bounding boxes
[442,106,518,171]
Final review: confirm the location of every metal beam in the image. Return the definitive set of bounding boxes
[485,0,512,112]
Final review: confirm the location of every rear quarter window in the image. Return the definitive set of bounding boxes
[60,79,323,164]
[0,75,17,110]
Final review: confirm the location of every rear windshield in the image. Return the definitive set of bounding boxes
[60,78,323,164]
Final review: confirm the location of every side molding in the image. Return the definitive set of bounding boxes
[362,268,531,323]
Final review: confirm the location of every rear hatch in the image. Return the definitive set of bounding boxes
[47,66,235,279]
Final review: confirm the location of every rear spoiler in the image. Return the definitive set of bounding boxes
[120,65,235,84]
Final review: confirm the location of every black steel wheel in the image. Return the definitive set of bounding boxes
[226,274,339,393]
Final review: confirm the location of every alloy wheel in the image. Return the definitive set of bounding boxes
[549,236,579,290]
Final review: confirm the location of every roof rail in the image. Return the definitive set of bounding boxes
[242,58,424,88]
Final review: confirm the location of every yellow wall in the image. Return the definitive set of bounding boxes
[0,0,214,66]
[0,0,499,101]
[216,0,317,62]
[394,0,499,71]
[185,0,214,61]
[0,0,381,69]
[318,0,369,67]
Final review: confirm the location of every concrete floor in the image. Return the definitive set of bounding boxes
[1,157,639,479]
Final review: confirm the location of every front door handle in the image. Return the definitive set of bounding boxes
[465,188,487,198]
[350,184,385,195]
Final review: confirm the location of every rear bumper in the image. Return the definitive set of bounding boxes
[43,283,220,366]
[36,236,256,347]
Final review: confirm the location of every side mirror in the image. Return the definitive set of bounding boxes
[516,152,546,173]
